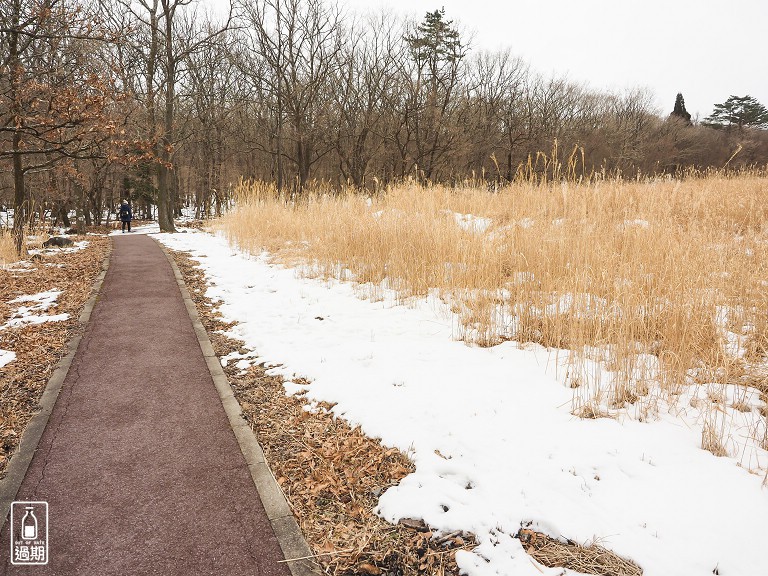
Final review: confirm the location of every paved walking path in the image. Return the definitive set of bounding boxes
[0,234,296,575]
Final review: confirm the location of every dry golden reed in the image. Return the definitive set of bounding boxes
[220,174,768,426]
[0,229,18,266]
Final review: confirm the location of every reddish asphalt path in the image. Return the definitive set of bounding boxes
[0,234,291,575]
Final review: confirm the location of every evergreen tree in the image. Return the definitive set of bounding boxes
[405,8,464,70]
[670,93,692,125]
[402,8,467,179]
[703,95,768,130]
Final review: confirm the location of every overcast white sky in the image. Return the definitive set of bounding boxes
[340,0,767,120]
[203,0,766,119]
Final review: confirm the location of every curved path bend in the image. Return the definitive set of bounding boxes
[0,234,299,575]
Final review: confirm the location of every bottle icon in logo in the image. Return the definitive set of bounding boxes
[21,507,37,540]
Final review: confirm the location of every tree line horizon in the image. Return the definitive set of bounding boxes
[2,0,767,245]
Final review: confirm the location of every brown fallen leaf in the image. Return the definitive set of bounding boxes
[399,517,430,532]
[357,562,381,575]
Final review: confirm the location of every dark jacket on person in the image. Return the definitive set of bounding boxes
[119,202,132,222]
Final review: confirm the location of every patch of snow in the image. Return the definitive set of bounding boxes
[621,219,650,230]
[109,222,161,236]
[2,290,69,330]
[28,240,89,255]
[715,306,750,358]
[0,349,16,368]
[9,290,62,307]
[370,208,404,220]
[451,212,493,233]
[545,292,609,317]
[3,261,34,273]
[512,272,535,285]
[283,380,311,395]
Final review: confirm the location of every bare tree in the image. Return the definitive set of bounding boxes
[182,28,244,216]
[105,0,232,231]
[239,0,344,193]
[464,49,529,181]
[402,8,467,181]
[604,87,659,172]
[331,11,402,188]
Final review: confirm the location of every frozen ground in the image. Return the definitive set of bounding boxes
[145,225,768,575]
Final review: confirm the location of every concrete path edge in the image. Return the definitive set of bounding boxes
[156,238,319,576]
[0,251,111,529]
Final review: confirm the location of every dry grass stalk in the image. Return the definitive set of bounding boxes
[0,229,17,266]
[701,422,729,457]
[517,528,643,576]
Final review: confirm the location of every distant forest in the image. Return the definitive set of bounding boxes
[2,0,767,236]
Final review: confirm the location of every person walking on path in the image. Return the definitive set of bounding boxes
[118,200,132,233]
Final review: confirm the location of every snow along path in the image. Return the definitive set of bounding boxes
[1,290,68,330]
[156,229,768,576]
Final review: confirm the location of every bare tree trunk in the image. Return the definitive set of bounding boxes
[213,126,223,216]
[157,0,177,232]
[75,180,86,234]
[12,143,26,254]
[276,69,284,194]
[9,16,26,254]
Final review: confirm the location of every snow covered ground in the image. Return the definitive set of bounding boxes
[1,290,69,330]
[152,226,767,576]
[0,349,15,369]
[0,239,90,367]
[0,288,71,365]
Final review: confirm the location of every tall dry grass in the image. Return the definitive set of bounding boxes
[219,174,768,455]
[0,229,18,267]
